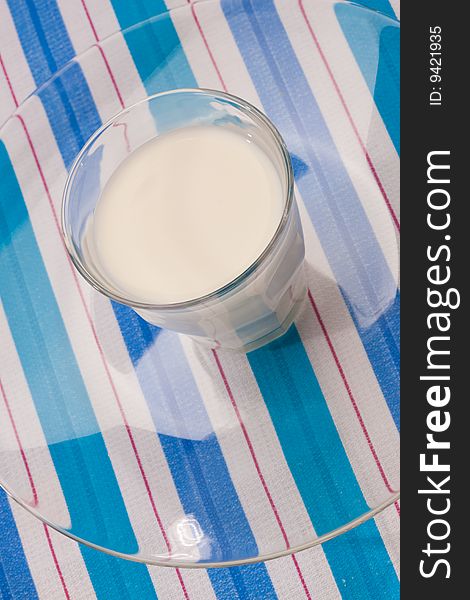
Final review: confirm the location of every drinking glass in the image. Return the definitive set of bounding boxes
[62,89,305,351]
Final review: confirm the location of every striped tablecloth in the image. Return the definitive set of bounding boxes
[0,0,400,598]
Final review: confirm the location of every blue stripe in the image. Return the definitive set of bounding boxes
[0,142,156,599]
[7,0,102,171]
[0,490,38,600]
[248,327,399,598]
[0,560,12,600]
[222,0,400,429]
[121,8,197,94]
[38,61,101,166]
[353,0,397,20]
[0,560,8,600]
[7,0,75,86]
[0,560,11,600]
[111,0,169,29]
[375,24,400,154]
[335,3,400,154]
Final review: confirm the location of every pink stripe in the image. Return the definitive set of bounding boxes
[0,53,19,108]
[5,66,188,597]
[0,378,38,506]
[292,554,310,597]
[212,351,290,547]
[78,2,130,151]
[113,122,131,153]
[307,290,400,516]
[188,1,228,92]
[79,0,99,42]
[77,0,131,152]
[94,44,125,109]
[212,351,312,600]
[0,379,70,598]
[43,525,72,600]
[91,45,131,151]
[298,0,400,232]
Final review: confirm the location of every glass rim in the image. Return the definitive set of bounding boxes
[0,475,399,568]
[61,88,295,311]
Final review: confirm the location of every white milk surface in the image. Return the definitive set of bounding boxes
[90,125,284,304]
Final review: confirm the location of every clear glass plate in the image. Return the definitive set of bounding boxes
[0,0,399,567]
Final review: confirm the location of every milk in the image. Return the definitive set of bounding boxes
[90,126,284,304]
[83,124,305,350]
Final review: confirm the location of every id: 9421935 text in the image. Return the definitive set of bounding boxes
[429,26,443,106]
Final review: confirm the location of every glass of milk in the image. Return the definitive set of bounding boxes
[62,89,305,351]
